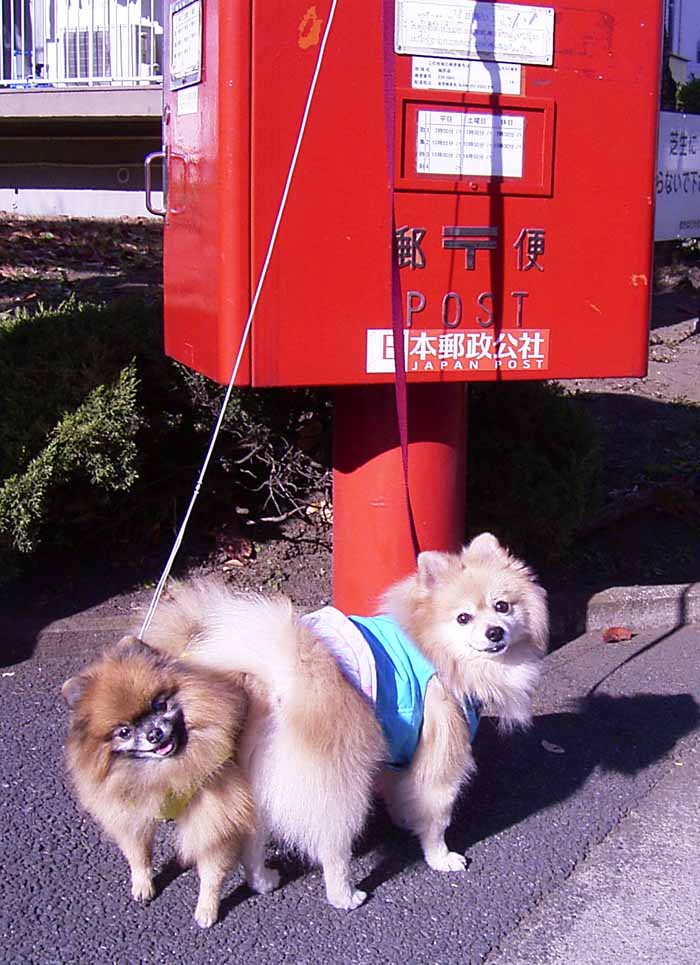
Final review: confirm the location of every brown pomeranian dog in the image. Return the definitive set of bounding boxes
[62,635,255,927]
[143,532,548,910]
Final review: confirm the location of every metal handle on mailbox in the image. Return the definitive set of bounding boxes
[144,150,167,217]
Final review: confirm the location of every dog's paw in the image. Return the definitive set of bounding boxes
[194,898,219,929]
[131,875,155,904]
[247,865,280,895]
[426,850,467,872]
[327,887,367,910]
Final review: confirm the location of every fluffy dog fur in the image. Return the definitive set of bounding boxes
[62,636,255,927]
[143,532,548,909]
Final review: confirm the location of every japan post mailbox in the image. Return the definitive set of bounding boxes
[162,0,661,388]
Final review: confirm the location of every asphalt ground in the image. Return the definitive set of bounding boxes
[488,734,700,965]
[2,600,699,965]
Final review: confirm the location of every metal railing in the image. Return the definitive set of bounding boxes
[1,0,164,87]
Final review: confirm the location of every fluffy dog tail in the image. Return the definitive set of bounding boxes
[143,578,300,697]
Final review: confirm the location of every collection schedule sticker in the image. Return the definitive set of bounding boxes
[396,0,554,65]
[170,0,202,89]
[416,110,525,178]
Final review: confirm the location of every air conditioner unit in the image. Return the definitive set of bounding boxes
[62,28,111,79]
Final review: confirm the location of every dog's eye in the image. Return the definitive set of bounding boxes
[494,601,510,613]
[456,612,472,625]
[151,696,168,713]
[116,726,131,740]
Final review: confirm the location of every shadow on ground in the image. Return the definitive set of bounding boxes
[548,391,700,588]
[651,289,700,330]
[350,687,700,896]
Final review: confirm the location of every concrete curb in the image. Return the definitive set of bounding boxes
[2,614,136,663]
[584,582,700,630]
[4,582,699,663]
[550,582,700,643]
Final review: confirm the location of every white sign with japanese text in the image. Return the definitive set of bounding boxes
[412,57,521,94]
[655,111,700,240]
[170,0,202,88]
[417,110,525,178]
[395,0,554,65]
[366,328,550,373]
[177,86,199,116]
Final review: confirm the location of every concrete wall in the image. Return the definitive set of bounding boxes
[0,87,163,218]
[666,0,700,80]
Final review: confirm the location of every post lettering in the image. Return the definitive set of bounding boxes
[441,292,462,329]
[476,292,494,328]
[406,290,426,328]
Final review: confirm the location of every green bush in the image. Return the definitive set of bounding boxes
[466,381,601,566]
[0,298,164,579]
[0,296,332,582]
[0,298,147,480]
[677,78,700,114]
[0,366,140,554]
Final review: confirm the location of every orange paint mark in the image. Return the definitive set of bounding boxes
[298,6,323,49]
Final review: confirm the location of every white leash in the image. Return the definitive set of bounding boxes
[140,0,340,638]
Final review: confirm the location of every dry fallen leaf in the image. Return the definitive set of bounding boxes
[212,523,254,565]
[306,500,333,524]
[541,740,565,754]
[602,626,635,643]
[219,536,254,563]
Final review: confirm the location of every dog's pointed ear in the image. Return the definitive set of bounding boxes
[62,673,89,708]
[416,550,453,588]
[462,532,504,562]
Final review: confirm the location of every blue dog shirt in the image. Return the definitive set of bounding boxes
[301,608,480,768]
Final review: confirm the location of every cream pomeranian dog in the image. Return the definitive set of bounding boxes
[143,532,548,910]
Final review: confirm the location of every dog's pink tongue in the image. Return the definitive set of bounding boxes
[155,742,174,756]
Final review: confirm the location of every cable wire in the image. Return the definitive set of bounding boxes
[139,0,340,637]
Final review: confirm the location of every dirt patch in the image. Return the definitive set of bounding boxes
[0,216,163,311]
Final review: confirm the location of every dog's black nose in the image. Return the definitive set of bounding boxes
[486,626,504,644]
[147,726,164,744]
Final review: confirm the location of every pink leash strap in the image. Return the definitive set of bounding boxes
[382,0,421,560]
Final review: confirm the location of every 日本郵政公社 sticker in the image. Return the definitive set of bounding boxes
[366,328,549,373]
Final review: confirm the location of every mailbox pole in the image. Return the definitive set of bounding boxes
[333,382,467,613]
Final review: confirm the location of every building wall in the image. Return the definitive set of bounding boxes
[666,0,700,80]
[0,87,163,218]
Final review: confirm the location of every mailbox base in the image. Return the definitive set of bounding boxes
[332,383,467,614]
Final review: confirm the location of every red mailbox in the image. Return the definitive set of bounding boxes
[161,0,661,609]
